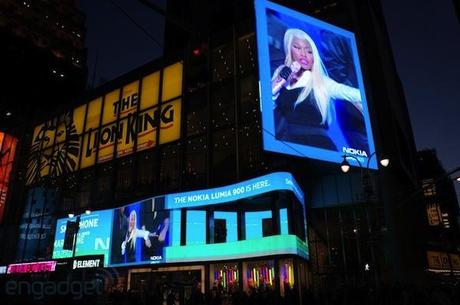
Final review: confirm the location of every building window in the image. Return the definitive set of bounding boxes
[138,152,155,186]
[77,180,91,208]
[94,165,113,206]
[211,82,235,129]
[210,262,239,292]
[211,128,236,186]
[160,143,181,192]
[423,179,436,197]
[184,136,207,189]
[239,75,259,124]
[117,158,133,191]
[186,89,208,137]
[238,34,256,76]
[243,260,275,288]
[212,44,234,83]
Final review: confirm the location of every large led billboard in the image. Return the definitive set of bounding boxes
[255,0,377,168]
[26,62,183,185]
[52,209,113,266]
[52,172,308,267]
[110,198,170,266]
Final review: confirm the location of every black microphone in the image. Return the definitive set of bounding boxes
[272,62,301,95]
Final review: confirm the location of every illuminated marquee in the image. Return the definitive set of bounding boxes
[26,62,183,185]
[165,172,304,209]
[0,132,17,224]
[7,261,57,274]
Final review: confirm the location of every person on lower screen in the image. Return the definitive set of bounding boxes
[121,210,151,263]
[145,210,170,260]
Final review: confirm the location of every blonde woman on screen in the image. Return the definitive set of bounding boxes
[121,210,151,262]
[271,28,362,150]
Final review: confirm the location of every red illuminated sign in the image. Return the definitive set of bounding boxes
[0,132,17,224]
[7,261,57,274]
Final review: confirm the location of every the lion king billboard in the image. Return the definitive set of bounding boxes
[26,62,183,185]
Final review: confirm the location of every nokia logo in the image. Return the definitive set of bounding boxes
[342,147,368,158]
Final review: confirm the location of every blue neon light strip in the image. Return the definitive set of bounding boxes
[165,172,304,209]
[280,208,289,235]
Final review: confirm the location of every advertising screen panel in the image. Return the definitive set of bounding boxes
[51,172,308,267]
[110,198,170,266]
[52,209,113,266]
[255,0,376,168]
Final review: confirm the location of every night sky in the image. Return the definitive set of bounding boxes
[381,0,460,198]
[78,0,460,197]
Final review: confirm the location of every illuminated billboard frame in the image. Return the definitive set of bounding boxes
[7,261,57,274]
[165,172,304,209]
[255,0,377,169]
[26,62,183,185]
[0,132,17,224]
[52,172,309,267]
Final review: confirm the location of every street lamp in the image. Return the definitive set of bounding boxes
[341,158,351,173]
[380,158,390,167]
[340,152,390,203]
[340,152,389,173]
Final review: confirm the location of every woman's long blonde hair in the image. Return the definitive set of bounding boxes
[127,210,137,251]
[283,29,331,124]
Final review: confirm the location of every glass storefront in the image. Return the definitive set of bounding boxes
[210,262,239,290]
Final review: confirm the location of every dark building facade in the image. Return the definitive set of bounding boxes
[0,0,87,134]
[0,0,437,303]
[0,0,87,279]
[454,0,460,23]
[417,149,460,278]
[165,0,422,286]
